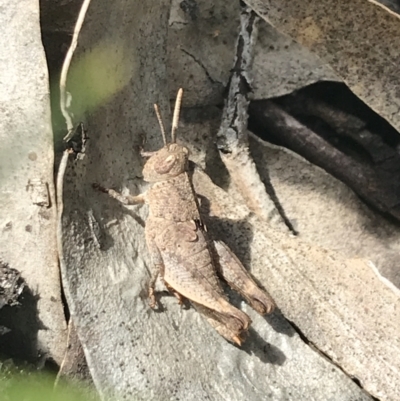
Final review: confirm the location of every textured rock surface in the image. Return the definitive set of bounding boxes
[168,0,339,103]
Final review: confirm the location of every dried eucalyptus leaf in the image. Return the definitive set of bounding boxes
[253,19,339,99]
[245,0,400,132]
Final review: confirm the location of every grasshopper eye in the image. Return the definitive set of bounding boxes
[155,154,176,174]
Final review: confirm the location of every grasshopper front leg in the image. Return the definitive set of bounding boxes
[213,240,275,315]
[93,183,146,205]
[94,183,161,306]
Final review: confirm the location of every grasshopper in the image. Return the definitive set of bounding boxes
[95,89,275,345]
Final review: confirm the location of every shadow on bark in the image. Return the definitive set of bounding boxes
[0,281,45,364]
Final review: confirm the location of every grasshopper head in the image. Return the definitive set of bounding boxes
[143,143,190,182]
[143,88,189,182]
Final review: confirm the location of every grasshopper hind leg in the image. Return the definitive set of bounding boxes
[213,240,275,315]
[193,303,249,346]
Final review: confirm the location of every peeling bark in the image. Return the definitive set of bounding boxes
[216,6,287,229]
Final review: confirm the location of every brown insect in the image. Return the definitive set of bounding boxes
[95,88,275,345]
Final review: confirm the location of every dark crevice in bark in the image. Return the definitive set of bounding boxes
[180,48,218,85]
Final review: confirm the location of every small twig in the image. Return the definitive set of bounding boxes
[55,0,92,388]
[54,318,73,389]
[54,149,70,389]
[59,0,93,141]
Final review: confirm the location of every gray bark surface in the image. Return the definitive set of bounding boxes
[0,0,66,364]
[252,20,339,99]
[0,1,398,400]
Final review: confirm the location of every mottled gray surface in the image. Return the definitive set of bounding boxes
[0,0,66,363]
[168,0,239,105]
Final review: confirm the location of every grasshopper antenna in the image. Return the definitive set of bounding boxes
[171,88,183,143]
[153,104,167,146]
